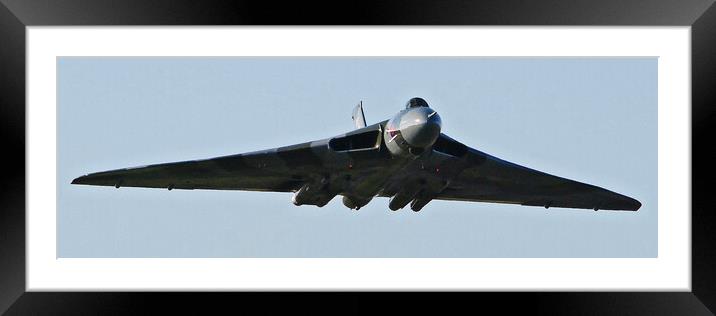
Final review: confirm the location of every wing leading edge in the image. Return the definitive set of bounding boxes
[436,139,641,211]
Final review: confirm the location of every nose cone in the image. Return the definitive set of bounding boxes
[399,107,442,148]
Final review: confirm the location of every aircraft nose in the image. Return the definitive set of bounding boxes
[400,108,442,148]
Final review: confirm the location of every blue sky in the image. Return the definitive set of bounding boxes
[57,57,657,257]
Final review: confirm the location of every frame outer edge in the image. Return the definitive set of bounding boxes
[691,1,716,314]
[0,0,714,314]
[0,0,713,25]
[0,1,26,315]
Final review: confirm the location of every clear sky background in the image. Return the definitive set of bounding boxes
[57,57,657,258]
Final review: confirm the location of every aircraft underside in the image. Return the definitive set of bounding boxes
[72,97,641,213]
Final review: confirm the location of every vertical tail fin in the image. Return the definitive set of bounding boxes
[352,101,367,129]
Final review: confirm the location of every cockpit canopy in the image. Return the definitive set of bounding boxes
[405,97,429,109]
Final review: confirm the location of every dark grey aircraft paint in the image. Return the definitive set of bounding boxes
[72,97,641,212]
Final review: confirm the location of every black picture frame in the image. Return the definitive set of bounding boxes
[1,0,714,314]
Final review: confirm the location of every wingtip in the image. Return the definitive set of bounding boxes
[632,200,642,211]
[621,196,642,211]
[71,176,85,184]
